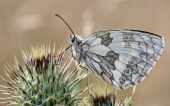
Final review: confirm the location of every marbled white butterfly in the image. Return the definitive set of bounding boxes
[56,14,165,90]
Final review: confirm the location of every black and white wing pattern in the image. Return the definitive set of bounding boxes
[82,29,164,90]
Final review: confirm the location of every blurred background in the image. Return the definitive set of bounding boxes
[0,0,169,106]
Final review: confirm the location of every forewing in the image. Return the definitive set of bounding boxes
[82,29,164,89]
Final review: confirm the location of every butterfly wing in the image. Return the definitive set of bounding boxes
[82,29,164,89]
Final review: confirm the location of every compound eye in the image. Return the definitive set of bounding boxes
[71,36,76,43]
[71,36,77,43]
[71,38,75,43]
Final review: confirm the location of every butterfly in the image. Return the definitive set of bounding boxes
[56,14,165,90]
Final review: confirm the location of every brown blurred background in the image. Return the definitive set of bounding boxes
[0,0,169,106]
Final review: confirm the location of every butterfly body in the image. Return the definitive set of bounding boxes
[69,29,164,90]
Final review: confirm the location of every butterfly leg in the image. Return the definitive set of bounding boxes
[79,65,91,94]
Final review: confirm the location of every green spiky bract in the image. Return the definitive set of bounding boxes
[0,44,87,106]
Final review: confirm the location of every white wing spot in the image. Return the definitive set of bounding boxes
[91,38,102,46]
[89,45,111,56]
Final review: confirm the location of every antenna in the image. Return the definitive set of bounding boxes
[55,14,75,35]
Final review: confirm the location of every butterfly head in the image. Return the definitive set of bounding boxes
[69,35,84,63]
[69,35,83,46]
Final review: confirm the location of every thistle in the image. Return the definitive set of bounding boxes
[0,44,87,106]
[86,83,135,106]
